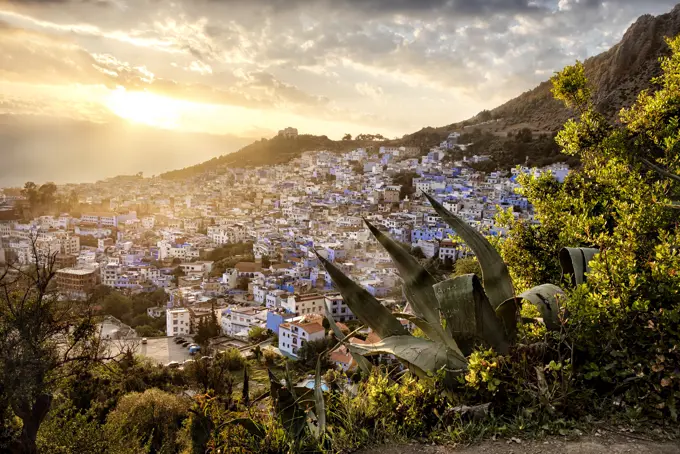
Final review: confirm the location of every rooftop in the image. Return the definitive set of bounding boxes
[56,268,98,276]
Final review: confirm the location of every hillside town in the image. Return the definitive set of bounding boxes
[0,131,569,366]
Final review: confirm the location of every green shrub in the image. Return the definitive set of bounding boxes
[218,347,246,371]
[105,388,190,454]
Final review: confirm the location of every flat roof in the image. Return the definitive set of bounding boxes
[57,268,97,275]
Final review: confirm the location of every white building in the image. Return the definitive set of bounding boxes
[278,127,298,138]
[221,307,266,337]
[279,321,325,359]
[324,294,355,323]
[142,216,155,229]
[221,269,238,289]
[266,289,288,309]
[166,308,192,337]
[439,240,467,262]
[147,306,166,318]
[282,294,326,316]
[179,261,214,276]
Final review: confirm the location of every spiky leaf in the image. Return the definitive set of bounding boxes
[364,219,441,326]
[423,192,514,309]
[559,247,599,285]
[434,274,510,355]
[268,369,306,439]
[494,298,520,342]
[348,335,468,374]
[316,252,407,338]
[314,356,326,438]
[324,306,372,374]
[393,312,464,359]
[242,367,250,407]
[504,284,565,331]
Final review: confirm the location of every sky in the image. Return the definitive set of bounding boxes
[0,0,678,185]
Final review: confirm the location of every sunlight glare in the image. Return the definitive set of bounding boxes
[106,87,181,129]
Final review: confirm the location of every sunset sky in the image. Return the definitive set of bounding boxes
[0,0,677,186]
[1,0,676,138]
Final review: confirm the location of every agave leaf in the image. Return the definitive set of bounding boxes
[227,418,266,440]
[316,252,407,338]
[347,335,468,374]
[314,356,326,438]
[434,274,510,355]
[559,247,599,285]
[363,219,441,325]
[494,298,520,342]
[324,306,372,374]
[423,192,514,309]
[268,369,306,439]
[504,284,565,331]
[393,312,464,359]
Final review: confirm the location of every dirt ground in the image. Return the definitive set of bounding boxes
[360,432,679,454]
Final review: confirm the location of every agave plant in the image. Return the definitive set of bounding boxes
[317,192,599,377]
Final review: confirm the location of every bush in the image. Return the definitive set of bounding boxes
[37,403,108,454]
[248,326,269,343]
[262,348,279,366]
[105,388,189,454]
[218,347,246,371]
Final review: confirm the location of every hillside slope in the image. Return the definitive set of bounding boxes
[160,135,373,180]
[486,4,680,132]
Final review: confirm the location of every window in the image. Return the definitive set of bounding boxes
[173,320,178,325]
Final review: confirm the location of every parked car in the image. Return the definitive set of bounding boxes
[182,341,190,347]
[141,338,147,344]
[165,361,180,369]
[200,356,213,362]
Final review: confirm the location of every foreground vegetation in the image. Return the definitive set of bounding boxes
[1,35,679,454]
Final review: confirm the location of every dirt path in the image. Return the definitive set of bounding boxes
[360,433,679,454]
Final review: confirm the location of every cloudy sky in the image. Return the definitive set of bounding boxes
[0,0,677,142]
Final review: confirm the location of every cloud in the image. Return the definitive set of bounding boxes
[0,0,678,136]
[355,82,383,99]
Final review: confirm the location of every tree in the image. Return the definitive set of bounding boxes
[261,255,271,268]
[21,182,38,207]
[296,337,335,370]
[247,326,268,343]
[241,367,249,407]
[452,257,482,279]
[184,355,235,399]
[101,293,133,322]
[0,238,107,453]
[500,36,680,417]
[342,133,352,141]
[236,276,250,291]
[393,170,417,200]
[105,388,189,454]
[37,183,57,207]
[193,309,220,346]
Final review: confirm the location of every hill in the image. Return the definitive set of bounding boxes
[159,134,381,180]
[478,4,680,133]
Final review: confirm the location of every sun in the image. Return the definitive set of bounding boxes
[106,87,181,129]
